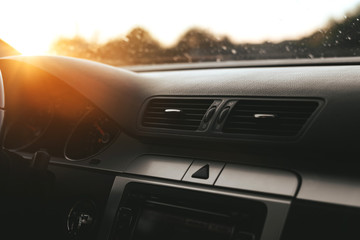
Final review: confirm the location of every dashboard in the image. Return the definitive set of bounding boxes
[1,55,360,240]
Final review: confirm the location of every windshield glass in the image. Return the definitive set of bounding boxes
[2,0,360,66]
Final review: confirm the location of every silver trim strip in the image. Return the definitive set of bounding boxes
[254,113,276,119]
[165,109,182,113]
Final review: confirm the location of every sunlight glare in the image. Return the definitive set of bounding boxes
[9,38,50,55]
[1,0,360,55]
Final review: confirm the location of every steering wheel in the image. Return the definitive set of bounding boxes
[0,68,56,239]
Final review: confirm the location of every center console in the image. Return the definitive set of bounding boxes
[99,175,293,240]
[94,155,299,240]
[111,183,266,240]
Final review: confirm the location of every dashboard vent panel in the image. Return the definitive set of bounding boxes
[142,98,213,130]
[223,100,319,136]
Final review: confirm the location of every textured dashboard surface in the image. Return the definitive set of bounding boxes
[1,56,360,207]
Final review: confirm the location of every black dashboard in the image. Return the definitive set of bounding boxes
[1,56,360,240]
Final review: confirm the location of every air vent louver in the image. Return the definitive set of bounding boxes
[223,100,319,136]
[142,98,213,130]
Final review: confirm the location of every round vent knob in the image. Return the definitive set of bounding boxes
[67,200,97,239]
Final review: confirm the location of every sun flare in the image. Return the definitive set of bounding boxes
[13,40,50,56]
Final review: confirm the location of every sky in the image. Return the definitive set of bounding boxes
[1,0,360,55]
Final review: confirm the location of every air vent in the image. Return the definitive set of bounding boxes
[142,98,213,130]
[223,99,319,136]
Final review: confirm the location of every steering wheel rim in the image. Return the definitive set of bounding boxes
[0,70,5,147]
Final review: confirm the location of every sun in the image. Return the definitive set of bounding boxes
[9,38,51,56]
[1,27,54,56]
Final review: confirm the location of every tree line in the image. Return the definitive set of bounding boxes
[51,7,360,66]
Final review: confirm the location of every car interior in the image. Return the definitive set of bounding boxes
[1,55,360,240]
[2,1,360,240]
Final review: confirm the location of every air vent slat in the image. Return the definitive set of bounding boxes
[144,112,205,118]
[143,117,202,123]
[150,103,212,107]
[143,122,200,130]
[225,122,304,128]
[233,110,313,116]
[231,116,308,121]
[223,99,319,137]
[223,128,298,136]
[142,98,213,131]
[143,122,200,127]
[235,105,316,111]
[146,107,208,113]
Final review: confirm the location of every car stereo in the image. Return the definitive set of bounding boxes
[111,183,267,240]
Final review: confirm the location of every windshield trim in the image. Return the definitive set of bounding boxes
[124,57,360,72]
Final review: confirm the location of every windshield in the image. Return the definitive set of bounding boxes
[2,0,360,66]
